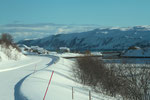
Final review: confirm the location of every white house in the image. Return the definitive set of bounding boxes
[59,47,70,53]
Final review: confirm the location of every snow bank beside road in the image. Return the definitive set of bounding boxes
[0,55,52,100]
[21,57,116,100]
[0,44,26,62]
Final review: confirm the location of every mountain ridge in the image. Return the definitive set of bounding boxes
[18,26,150,51]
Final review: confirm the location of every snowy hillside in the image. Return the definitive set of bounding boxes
[0,44,25,62]
[18,26,150,51]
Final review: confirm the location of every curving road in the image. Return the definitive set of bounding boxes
[0,55,56,100]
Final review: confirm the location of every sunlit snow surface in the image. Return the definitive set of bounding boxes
[21,57,116,100]
[0,53,117,100]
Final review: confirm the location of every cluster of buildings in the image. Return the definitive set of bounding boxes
[18,44,71,55]
[18,44,49,55]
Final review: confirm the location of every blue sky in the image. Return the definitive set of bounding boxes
[0,0,150,26]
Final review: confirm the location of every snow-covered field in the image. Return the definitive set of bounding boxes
[0,53,117,100]
[49,52,83,57]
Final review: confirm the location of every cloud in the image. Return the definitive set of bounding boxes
[0,23,100,41]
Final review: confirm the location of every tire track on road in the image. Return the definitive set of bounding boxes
[14,55,59,100]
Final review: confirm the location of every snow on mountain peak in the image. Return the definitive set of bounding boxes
[18,26,150,51]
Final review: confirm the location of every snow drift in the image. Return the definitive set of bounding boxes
[0,43,25,62]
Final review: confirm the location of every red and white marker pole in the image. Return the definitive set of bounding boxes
[43,71,54,100]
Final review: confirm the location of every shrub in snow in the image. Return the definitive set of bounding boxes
[0,33,25,61]
[0,44,24,61]
[74,55,150,100]
[0,33,13,46]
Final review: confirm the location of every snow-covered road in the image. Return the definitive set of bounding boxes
[0,55,54,100]
[0,54,116,100]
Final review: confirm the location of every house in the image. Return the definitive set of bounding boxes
[30,46,49,54]
[59,47,70,53]
[18,45,49,55]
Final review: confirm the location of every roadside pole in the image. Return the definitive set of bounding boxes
[72,87,74,100]
[89,91,91,100]
[43,71,54,100]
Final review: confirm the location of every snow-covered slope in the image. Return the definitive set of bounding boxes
[18,26,150,51]
[0,44,26,62]
[0,54,118,100]
[21,57,116,100]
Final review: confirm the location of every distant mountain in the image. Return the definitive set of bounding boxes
[0,23,100,41]
[18,26,150,51]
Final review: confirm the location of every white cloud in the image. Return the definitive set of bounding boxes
[0,23,100,41]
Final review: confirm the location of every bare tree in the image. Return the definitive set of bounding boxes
[0,33,21,52]
[73,55,150,100]
[0,33,13,45]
